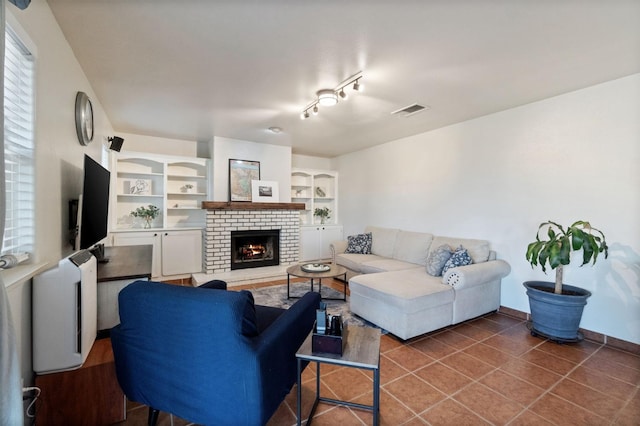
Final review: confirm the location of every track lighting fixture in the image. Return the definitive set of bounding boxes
[300,71,362,119]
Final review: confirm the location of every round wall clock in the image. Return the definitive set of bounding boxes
[75,91,94,146]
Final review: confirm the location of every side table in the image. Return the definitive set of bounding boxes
[286,264,347,300]
[296,325,381,425]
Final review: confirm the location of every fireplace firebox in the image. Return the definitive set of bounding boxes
[230,230,280,270]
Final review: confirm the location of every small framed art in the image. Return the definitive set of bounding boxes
[251,180,279,203]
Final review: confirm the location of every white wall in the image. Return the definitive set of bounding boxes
[292,153,335,170]
[117,132,200,158]
[4,0,115,385]
[212,136,292,202]
[337,74,640,344]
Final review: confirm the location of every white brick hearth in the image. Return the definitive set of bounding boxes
[204,208,301,274]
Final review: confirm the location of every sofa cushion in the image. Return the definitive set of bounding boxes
[345,232,372,254]
[392,230,434,265]
[426,244,453,276]
[365,226,399,258]
[360,259,424,274]
[335,253,386,273]
[442,246,473,275]
[349,269,454,313]
[429,236,490,264]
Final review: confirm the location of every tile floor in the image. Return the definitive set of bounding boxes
[119,279,640,426]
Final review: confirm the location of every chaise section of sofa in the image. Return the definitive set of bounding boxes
[331,226,511,340]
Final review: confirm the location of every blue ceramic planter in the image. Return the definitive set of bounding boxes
[523,281,591,342]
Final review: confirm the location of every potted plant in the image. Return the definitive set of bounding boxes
[314,207,331,225]
[524,220,608,342]
[130,204,160,229]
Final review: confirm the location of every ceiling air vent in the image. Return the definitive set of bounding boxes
[391,103,430,117]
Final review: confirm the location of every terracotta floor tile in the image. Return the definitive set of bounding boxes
[431,329,477,350]
[483,312,524,328]
[614,392,640,425]
[568,364,637,402]
[519,348,578,375]
[483,333,536,357]
[462,342,516,367]
[321,367,372,402]
[421,398,492,426]
[440,351,495,380]
[383,374,446,414]
[582,353,640,385]
[536,339,600,363]
[351,389,415,426]
[284,381,339,421]
[409,337,458,359]
[551,377,627,418]
[380,354,410,384]
[479,369,545,406]
[469,316,514,333]
[306,405,365,426]
[401,416,428,425]
[265,401,295,426]
[451,322,496,341]
[595,346,640,370]
[380,333,405,354]
[500,358,562,389]
[498,322,546,345]
[453,382,524,424]
[414,361,473,396]
[530,393,608,425]
[384,344,434,372]
[507,409,555,426]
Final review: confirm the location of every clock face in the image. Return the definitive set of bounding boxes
[75,91,94,146]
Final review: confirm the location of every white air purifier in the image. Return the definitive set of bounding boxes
[33,250,97,374]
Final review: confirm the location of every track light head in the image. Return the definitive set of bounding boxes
[338,88,348,100]
[300,110,310,120]
[317,89,338,106]
[353,78,364,92]
[312,105,319,115]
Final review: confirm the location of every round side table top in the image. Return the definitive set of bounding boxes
[287,264,347,279]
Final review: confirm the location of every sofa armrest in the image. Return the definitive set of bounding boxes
[442,259,511,290]
[330,240,348,262]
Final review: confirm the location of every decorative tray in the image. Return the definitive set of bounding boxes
[301,263,331,273]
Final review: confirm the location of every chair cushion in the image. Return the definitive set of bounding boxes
[239,290,259,336]
[360,259,423,274]
[345,232,372,254]
[335,253,386,273]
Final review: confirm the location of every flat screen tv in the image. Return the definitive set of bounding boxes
[77,155,111,252]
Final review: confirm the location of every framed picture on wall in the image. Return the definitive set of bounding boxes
[229,159,260,201]
[251,180,279,203]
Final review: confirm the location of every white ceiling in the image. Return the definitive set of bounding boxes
[47,0,640,158]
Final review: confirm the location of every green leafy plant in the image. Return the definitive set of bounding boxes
[314,207,331,223]
[130,204,160,228]
[526,220,608,294]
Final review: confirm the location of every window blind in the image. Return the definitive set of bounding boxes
[2,27,34,256]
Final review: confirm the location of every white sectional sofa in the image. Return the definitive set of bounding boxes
[331,226,511,340]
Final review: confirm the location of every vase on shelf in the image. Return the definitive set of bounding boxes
[144,217,153,229]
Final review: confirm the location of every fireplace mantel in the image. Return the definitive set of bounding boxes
[202,201,306,211]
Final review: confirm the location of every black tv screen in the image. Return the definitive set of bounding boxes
[79,155,110,249]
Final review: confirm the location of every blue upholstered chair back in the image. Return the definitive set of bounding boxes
[111,280,320,425]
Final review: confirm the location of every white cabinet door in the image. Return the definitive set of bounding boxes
[299,226,320,261]
[161,230,203,276]
[319,225,343,259]
[112,231,161,277]
[299,225,343,261]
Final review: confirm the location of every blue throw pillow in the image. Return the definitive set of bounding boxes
[441,246,473,275]
[345,232,372,254]
[426,245,452,276]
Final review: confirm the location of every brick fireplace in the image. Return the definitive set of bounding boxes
[202,202,305,274]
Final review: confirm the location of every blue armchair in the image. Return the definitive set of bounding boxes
[111,280,320,425]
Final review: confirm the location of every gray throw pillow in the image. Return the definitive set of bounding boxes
[426,244,452,276]
[441,246,473,275]
[345,232,373,254]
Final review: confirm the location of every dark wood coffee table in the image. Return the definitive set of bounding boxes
[286,264,347,300]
